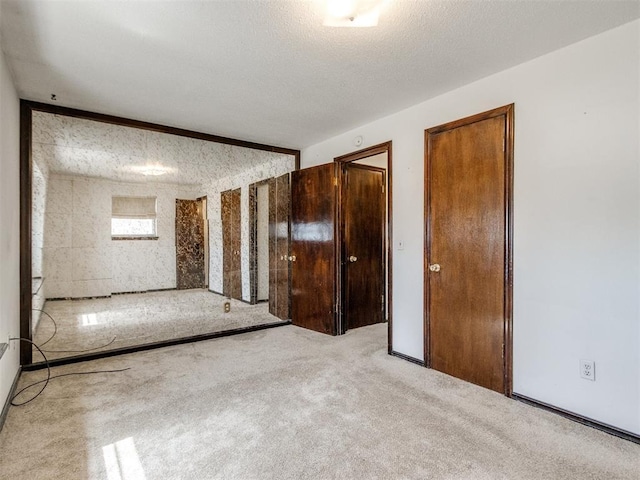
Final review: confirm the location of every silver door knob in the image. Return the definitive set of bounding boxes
[429,263,441,272]
[349,256,358,263]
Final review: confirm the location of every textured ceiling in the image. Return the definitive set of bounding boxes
[32,111,295,185]
[2,1,639,149]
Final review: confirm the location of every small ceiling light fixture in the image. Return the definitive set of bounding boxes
[324,0,386,27]
[131,164,171,176]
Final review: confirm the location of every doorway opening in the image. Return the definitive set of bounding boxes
[256,184,269,302]
[176,196,208,290]
[249,173,291,319]
[335,142,392,345]
[289,142,392,342]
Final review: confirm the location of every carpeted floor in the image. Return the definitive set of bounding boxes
[33,289,281,360]
[1,324,638,479]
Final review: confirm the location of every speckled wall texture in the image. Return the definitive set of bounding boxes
[43,173,200,298]
[32,111,296,301]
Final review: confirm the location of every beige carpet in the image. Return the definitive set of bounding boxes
[1,324,638,479]
[33,289,281,360]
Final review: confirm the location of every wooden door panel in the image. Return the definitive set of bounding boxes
[426,108,512,394]
[268,177,277,316]
[176,199,205,289]
[275,173,291,319]
[222,189,242,300]
[230,189,242,299]
[268,173,291,319]
[343,164,385,330]
[291,164,337,335]
[222,190,232,296]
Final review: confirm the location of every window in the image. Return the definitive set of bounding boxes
[111,196,158,239]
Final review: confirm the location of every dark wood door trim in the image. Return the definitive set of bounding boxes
[334,141,392,348]
[424,104,514,396]
[19,101,33,365]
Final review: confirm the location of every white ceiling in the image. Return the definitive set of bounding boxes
[2,1,639,149]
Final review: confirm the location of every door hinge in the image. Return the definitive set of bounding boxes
[502,344,505,359]
[382,182,385,194]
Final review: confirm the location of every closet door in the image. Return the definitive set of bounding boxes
[222,188,242,300]
[290,163,337,335]
[342,164,385,331]
[425,105,513,394]
[269,173,291,320]
[175,198,206,290]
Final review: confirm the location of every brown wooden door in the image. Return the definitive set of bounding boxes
[176,198,206,289]
[222,188,242,300]
[269,173,291,320]
[291,163,337,335]
[425,105,513,394]
[343,164,385,331]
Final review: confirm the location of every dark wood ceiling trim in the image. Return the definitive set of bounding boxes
[22,100,301,158]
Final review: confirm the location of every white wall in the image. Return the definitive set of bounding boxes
[0,16,21,411]
[302,21,640,435]
[43,174,201,298]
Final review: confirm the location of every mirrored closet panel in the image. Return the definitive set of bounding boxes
[28,106,297,364]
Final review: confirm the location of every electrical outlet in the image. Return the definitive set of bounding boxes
[580,359,595,381]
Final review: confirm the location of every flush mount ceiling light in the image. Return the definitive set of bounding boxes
[323,0,386,27]
[131,165,172,176]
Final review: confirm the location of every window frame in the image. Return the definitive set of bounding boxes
[111,196,159,241]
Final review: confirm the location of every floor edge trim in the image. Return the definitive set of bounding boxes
[389,350,425,366]
[0,366,22,433]
[23,320,292,371]
[512,393,639,444]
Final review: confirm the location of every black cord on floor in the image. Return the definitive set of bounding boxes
[13,369,131,398]
[9,337,131,407]
[32,308,57,346]
[32,308,118,353]
[41,336,118,353]
[10,338,50,406]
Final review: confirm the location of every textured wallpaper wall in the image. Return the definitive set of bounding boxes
[32,111,296,302]
[32,153,50,328]
[43,174,200,298]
